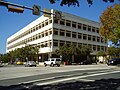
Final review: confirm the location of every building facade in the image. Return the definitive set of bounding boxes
[6,9,107,62]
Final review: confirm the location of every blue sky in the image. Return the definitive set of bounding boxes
[0,0,119,54]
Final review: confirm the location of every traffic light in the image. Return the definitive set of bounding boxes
[54,10,62,20]
[32,5,40,15]
[43,8,51,18]
[7,5,24,13]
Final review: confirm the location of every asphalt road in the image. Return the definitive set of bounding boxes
[0,64,119,86]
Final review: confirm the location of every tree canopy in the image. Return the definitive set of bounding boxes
[49,0,115,7]
[100,4,120,44]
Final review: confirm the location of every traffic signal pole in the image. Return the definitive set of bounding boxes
[0,0,62,18]
[0,0,33,10]
[0,0,51,15]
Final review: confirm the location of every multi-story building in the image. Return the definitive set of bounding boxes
[6,9,107,62]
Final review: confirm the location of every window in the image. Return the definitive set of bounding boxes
[97,45,100,51]
[53,40,58,47]
[42,23,44,27]
[60,29,65,36]
[38,33,41,38]
[93,36,96,41]
[66,31,71,37]
[92,27,95,32]
[49,19,52,23]
[36,26,38,30]
[60,40,65,46]
[42,32,44,37]
[88,26,91,31]
[72,32,76,38]
[45,31,48,36]
[66,41,71,46]
[72,22,76,28]
[93,45,96,51]
[88,35,91,41]
[78,23,82,29]
[53,28,58,35]
[97,37,100,42]
[83,24,87,30]
[78,33,82,39]
[39,24,41,29]
[96,28,99,33]
[49,29,52,35]
[60,19,65,25]
[66,20,71,27]
[45,20,48,26]
[54,19,59,24]
[83,34,87,40]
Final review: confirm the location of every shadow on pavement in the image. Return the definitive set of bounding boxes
[0,78,120,90]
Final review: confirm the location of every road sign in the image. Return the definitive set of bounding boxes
[32,5,40,15]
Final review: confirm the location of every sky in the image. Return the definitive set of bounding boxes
[0,0,119,54]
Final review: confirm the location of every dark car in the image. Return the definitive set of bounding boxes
[25,61,36,67]
[107,58,120,65]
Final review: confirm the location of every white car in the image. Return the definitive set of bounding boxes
[44,58,61,67]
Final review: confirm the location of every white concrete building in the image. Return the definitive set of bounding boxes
[6,9,107,61]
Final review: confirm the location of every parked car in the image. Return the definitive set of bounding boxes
[0,62,3,67]
[107,58,120,65]
[44,58,61,67]
[25,61,36,67]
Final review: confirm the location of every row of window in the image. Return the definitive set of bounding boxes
[8,18,52,44]
[53,28,106,43]
[54,19,99,33]
[53,40,107,52]
[7,29,52,50]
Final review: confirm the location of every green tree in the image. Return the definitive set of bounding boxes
[49,0,115,7]
[100,4,120,44]
[107,47,120,58]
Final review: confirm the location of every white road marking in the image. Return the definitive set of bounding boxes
[36,71,120,85]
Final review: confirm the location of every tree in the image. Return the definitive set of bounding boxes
[107,47,120,58]
[49,0,115,7]
[55,44,92,64]
[100,4,120,44]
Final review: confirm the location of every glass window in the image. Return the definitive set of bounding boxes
[66,31,71,37]
[72,22,76,28]
[60,19,65,25]
[83,34,87,40]
[45,21,48,26]
[78,33,82,39]
[97,45,100,51]
[42,23,44,27]
[78,23,82,29]
[93,45,96,51]
[88,35,91,41]
[54,19,59,24]
[53,40,58,47]
[96,28,99,33]
[66,20,71,27]
[83,24,87,30]
[72,32,76,38]
[88,26,91,31]
[45,31,48,36]
[93,36,96,41]
[97,37,100,42]
[49,19,52,23]
[54,29,58,35]
[66,41,71,46]
[60,40,65,46]
[60,29,65,36]
[92,27,95,32]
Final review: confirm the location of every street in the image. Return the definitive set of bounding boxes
[0,64,120,86]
